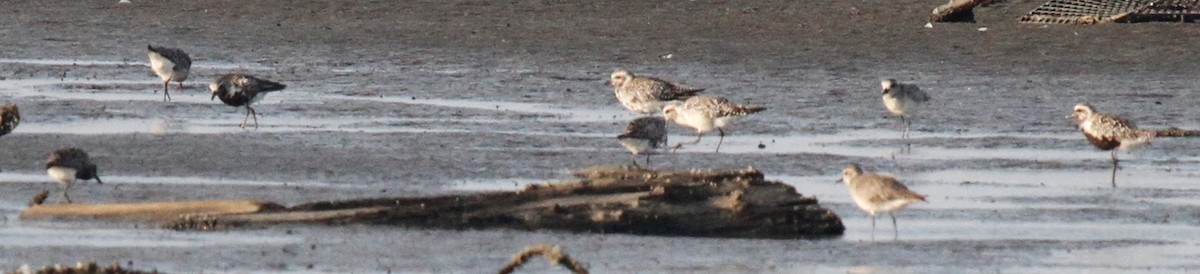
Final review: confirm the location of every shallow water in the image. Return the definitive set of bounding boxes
[4,47,1200,274]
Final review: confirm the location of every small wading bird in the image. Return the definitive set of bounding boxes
[1068,103,1158,188]
[616,116,668,167]
[147,45,192,101]
[210,74,287,129]
[839,163,926,241]
[880,79,931,138]
[0,103,18,137]
[662,95,764,153]
[609,69,704,115]
[46,148,103,203]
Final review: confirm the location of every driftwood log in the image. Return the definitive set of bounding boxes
[24,165,845,239]
[930,0,992,22]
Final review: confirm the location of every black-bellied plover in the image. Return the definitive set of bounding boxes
[0,103,18,137]
[147,45,192,102]
[880,79,931,138]
[617,116,668,166]
[1068,103,1157,188]
[46,148,103,203]
[210,74,287,129]
[609,69,704,115]
[839,163,926,241]
[662,95,764,153]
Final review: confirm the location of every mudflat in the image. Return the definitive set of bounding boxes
[2,0,1200,273]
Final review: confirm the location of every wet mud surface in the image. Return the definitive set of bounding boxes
[2,0,1200,273]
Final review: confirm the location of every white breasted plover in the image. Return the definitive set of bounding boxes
[617,116,668,167]
[881,79,931,138]
[210,74,287,129]
[1068,103,1157,188]
[0,103,18,137]
[46,148,103,203]
[147,45,192,102]
[609,69,704,115]
[839,163,926,241]
[662,95,764,153]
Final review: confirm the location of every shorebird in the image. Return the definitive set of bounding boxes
[662,95,765,153]
[210,74,287,129]
[609,69,704,115]
[1068,103,1159,188]
[46,148,103,203]
[147,45,192,101]
[839,163,926,241]
[617,116,668,167]
[880,79,931,138]
[0,103,18,137]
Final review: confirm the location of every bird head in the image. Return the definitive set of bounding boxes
[839,164,862,184]
[880,79,898,94]
[1068,103,1094,122]
[209,82,223,101]
[661,104,679,121]
[610,69,631,87]
[81,163,102,184]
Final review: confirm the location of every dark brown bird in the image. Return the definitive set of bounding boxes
[617,116,668,167]
[209,74,287,129]
[0,103,18,137]
[46,148,103,203]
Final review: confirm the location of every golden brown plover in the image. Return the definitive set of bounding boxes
[147,45,192,102]
[610,69,704,115]
[46,148,103,203]
[662,95,765,153]
[210,74,288,129]
[0,103,18,137]
[1067,103,1157,188]
[617,116,668,167]
[839,163,926,241]
[880,79,931,138]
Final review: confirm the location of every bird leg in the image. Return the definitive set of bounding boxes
[890,212,899,241]
[715,128,726,153]
[1111,150,1119,188]
[870,214,877,242]
[241,106,259,129]
[61,181,72,203]
[901,116,909,139]
[644,154,652,167]
[629,154,641,168]
[177,81,186,89]
[671,133,705,152]
[161,80,172,102]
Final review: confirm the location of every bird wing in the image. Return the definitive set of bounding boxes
[856,174,927,204]
[905,84,931,102]
[689,96,764,118]
[643,77,703,101]
[1089,113,1142,141]
[46,148,90,169]
[223,74,286,97]
[149,46,192,69]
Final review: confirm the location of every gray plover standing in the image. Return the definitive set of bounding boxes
[880,79,931,138]
[617,116,668,166]
[839,163,926,241]
[45,148,103,203]
[147,45,192,102]
[0,103,18,137]
[662,95,765,153]
[210,74,287,129]
[609,69,704,115]
[1068,103,1158,188]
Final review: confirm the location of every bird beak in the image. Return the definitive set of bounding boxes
[881,88,890,94]
[211,93,217,101]
[835,178,843,184]
[95,177,103,185]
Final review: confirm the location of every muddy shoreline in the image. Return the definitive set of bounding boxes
[3,0,1200,273]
